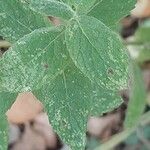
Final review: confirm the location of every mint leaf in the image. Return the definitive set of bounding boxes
[88,0,136,28]
[65,15,128,91]
[35,62,122,150]
[0,0,51,43]
[30,0,75,20]
[0,27,69,92]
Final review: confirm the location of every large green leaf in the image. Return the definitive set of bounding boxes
[0,116,8,150]
[0,0,51,43]
[35,62,122,150]
[0,2,130,149]
[30,0,75,20]
[0,24,124,149]
[125,62,146,128]
[88,0,136,28]
[65,15,128,91]
[0,27,69,92]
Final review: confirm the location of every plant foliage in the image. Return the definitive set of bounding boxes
[0,0,136,149]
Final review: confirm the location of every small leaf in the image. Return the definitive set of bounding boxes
[0,27,69,92]
[35,62,122,150]
[30,0,75,20]
[65,15,128,91]
[0,0,51,43]
[88,0,136,28]
[125,61,146,128]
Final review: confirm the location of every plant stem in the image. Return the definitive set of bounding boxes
[94,111,150,150]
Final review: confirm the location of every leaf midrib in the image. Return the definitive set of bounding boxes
[86,0,101,14]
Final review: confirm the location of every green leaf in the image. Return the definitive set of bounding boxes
[0,92,17,150]
[125,62,146,128]
[0,92,16,150]
[62,0,97,13]
[136,48,150,64]
[35,62,122,150]
[65,15,128,91]
[130,20,150,63]
[0,24,123,149]
[0,0,51,43]
[88,0,136,28]
[134,20,150,44]
[0,27,69,92]
[0,93,17,150]
[0,116,8,150]
[30,0,75,20]
[0,92,17,114]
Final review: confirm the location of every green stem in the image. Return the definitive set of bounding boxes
[94,111,150,150]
